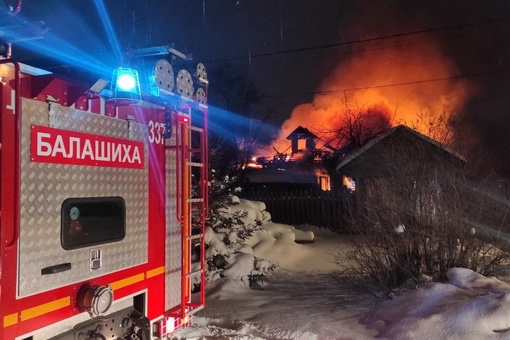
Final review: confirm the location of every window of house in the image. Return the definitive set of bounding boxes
[343,176,356,192]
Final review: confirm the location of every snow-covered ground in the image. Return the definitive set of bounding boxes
[172,198,510,339]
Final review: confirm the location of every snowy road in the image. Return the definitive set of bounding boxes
[176,271,377,339]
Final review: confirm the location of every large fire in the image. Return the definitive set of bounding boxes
[263,39,474,157]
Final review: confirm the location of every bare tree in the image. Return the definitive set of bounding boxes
[401,109,454,145]
[207,63,274,171]
[322,99,393,151]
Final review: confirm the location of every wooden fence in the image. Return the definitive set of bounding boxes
[239,189,353,232]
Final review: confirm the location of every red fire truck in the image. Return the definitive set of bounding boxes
[0,51,208,339]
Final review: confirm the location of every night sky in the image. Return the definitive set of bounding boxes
[6,0,510,173]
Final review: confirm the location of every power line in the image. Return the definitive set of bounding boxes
[241,37,437,69]
[203,17,510,65]
[263,68,510,99]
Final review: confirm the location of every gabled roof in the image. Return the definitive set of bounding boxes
[336,125,466,173]
[285,126,337,152]
[286,126,318,140]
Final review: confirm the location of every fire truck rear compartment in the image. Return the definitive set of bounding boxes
[17,98,149,298]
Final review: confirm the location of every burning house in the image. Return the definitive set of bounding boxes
[245,126,336,191]
[287,126,318,157]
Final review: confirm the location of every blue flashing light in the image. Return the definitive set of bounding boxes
[117,73,136,92]
[111,67,141,99]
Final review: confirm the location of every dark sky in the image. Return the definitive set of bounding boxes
[6,0,510,172]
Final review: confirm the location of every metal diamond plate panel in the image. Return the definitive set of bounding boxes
[18,99,148,297]
[165,133,182,310]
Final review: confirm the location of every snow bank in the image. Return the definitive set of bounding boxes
[228,197,268,225]
[205,196,340,294]
[231,198,314,242]
[362,268,510,339]
[233,197,341,273]
[221,196,319,272]
[205,196,322,289]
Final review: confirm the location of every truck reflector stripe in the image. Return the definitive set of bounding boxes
[146,266,165,279]
[3,313,18,327]
[30,125,145,169]
[20,297,71,322]
[110,273,145,291]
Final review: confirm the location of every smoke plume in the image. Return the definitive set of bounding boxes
[265,37,475,157]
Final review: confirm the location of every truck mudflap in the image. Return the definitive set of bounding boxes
[48,308,150,340]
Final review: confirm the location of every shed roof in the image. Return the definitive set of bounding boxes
[336,125,466,173]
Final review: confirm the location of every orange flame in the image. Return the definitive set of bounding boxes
[262,39,474,157]
[342,176,356,192]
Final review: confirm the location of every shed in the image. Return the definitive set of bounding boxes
[335,125,466,223]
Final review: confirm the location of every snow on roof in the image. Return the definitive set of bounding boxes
[336,124,466,173]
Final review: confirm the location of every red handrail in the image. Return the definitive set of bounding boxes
[0,59,20,248]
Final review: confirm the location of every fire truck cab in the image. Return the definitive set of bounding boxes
[0,55,208,339]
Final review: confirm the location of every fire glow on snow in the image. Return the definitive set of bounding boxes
[174,198,510,339]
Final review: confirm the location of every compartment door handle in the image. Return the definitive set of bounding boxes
[41,263,72,275]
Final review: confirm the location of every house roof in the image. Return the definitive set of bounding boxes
[286,126,318,140]
[336,125,466,173]
[285,126,337,152]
